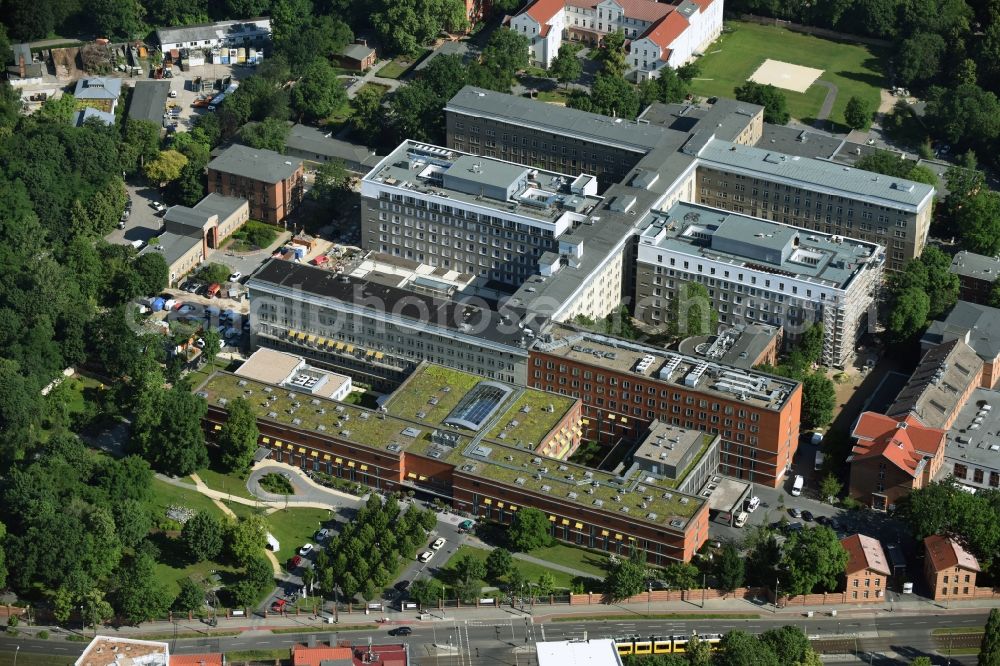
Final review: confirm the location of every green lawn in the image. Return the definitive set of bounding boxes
[149,477,231,522]
[375,51,431,80]
[264,507,333,563]
[689,21,887,128]
[527,543,608,579]
[0,652,73,666]
[194,465,256,501]
[536,89,570,105]
[435,545,581,590]
[359,82,390,97]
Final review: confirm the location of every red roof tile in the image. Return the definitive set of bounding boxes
[841,534,891,577]
[614,0,673,23]
[171,655,224,666]
[850,412,945,477]
[293,646,353,666]
[638,11,688,52]
[925,534,981,573]
[524,0,566,24]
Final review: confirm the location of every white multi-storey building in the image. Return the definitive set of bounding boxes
[634,202,885,368]
[509,0,722,80]
[360,141,602,287]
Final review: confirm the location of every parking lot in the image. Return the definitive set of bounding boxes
[104,181,168,246]
[159,62,251,133]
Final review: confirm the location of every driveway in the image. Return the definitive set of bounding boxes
[104,181,168,246]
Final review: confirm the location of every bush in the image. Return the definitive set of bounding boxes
[38,630,50,639]
[259,473,294,495]
[197,263,232,284]
[232,221,278,250]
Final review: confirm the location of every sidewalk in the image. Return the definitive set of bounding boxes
[13,591,1000,643]
[461,535,600,582]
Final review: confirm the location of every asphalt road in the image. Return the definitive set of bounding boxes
[0,611,985,665]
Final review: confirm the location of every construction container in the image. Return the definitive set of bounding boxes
[188,52,204,67]
[237,47,246,63]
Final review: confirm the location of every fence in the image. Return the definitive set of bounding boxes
[737,14,893,47]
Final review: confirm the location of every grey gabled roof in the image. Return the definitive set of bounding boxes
[128,80,170,125]
[341,43,375,61]
[949,250,1000,283]
[74,77,122,100]
[284,124,381,168]
[207,143,301,183]
[923,300,1000,361]
[194,193,247,219]
[887,338,982,428]
[446,86,669,153]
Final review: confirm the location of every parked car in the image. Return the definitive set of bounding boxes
[314,528,331,542]
[228,271,243,282]
[745,495,760,513]
[271,598,287,612]
[816,515,831,526]
[457,519,474,533]
[169,89,178,98]
[394,580,411,592]
[801,510,814,522]
[389,626,412,636]
[418,550,434,563]
[185,282,203,294]
[298,543,314,556]
[431,537,446,550]
[206,283,221,298]
[789,507,802,519]
[151,201,166,212]
[786,522,804,533]
[288,555,302,568]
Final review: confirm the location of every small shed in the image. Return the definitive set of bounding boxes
[339,42,377,71]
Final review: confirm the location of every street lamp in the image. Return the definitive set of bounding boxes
[773,577,780,613]
[647,584,653,615]
[14,645,19,666]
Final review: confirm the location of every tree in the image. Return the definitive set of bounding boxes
[89,0,143,39]
[887,287,930,342]
[173,578,205,612]
[800,371,835,429]
[138,384,209,476]
[409,577,443,607]
[604,556,646,601]
[112,551,172,624]
[667,282,718,338]
[133,253,169,296]
[925,84,1000,151]
[718,630,779,666]
[734,81,790,124]
[218,397,259,473]
[486,548,514,583]
[0,521,6,590]
[958,192,1000,255]
[480,28,530,88]
[144,150,188,185]
[595,30,628,77]
[52,587,74,624]
[440,0,469,33]
[714,542,745,592]
[536,571,556,597]
[588,74,641,119]
[121,120,162,175]
[508,507,552,551]
[350,85,386,146]
[387,81,443,143]
[779,526,847,596]
[242,118,291,152]
[844,96,873,130]
[980,608,1000,666]
[454,553,487,584]
[896,32,947,88]
[660,561,699,590]
[81,588,114,633]
[819,474,842,503]
[310,160,351,203]
[291,59,345,122]
[550,43,583,87]
[799,324,824,366]
[911,658,933,666]
[759,626,810,665]
[181,511,224,562]
[227,514,268,566]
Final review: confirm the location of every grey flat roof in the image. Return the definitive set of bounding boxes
[639,202,883,290]
[758,124,845,161]
[207,143,301,183]
[950,250,1000,283]
[923,300,1000,361]
[446,86,669,152]
[285,123,381,168]
[194,192,246,219]
[248,260,529,347]
[73,107,115,126]
[128,80,170,125]
[139,231,201,266]
[365,140,601,225]
[943,387,1000,473]
[697,139,934,210]
[679,324,781,370]
[156,17,270,46]
[634,421,706,474]
[704,476,751,514]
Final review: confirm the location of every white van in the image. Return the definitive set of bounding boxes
[734,511,749,527]
[791,474,804,496]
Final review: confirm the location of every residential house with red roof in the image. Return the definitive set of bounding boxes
[847,412,946,511]
[293,643,409,666]
[923,535,980,601]
[510,0,722,77]
[841,534,891,601]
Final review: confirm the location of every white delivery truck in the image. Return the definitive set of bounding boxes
[791,474,805,496]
